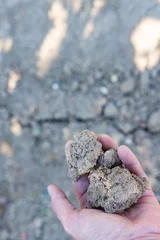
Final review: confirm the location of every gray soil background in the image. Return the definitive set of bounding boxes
[0,0,160,239]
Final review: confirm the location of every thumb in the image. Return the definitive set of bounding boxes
[48,184,79,238]
[47,185,133,240]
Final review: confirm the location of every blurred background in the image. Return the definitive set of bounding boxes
[0,0,160,239]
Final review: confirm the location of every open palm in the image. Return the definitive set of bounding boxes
[48,134,160,240]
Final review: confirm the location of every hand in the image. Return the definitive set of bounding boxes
[48,134,160,240]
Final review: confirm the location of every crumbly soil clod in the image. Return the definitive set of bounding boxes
[98,147,122,168]
[87,166,148,213]
[65,130,102,181]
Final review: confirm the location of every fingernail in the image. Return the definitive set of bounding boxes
[47,185,52,197]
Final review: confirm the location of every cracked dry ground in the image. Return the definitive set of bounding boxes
[0,0,160,239]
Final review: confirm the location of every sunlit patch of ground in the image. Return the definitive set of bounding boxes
[131,17,160,71]
[8,70,21,93]
[0,141,13,158]
[72,0,83,13]
[36,1,68,77]
[83,0,106,39]
[10,117,22,136]
[0,37,13,53]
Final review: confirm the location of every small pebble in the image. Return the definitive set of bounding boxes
[99,86,109,95]
[33,217,43,228]
[125,138,132,145]
[52,82,59,90]
[110,74,118,83]
[120,78,135,94]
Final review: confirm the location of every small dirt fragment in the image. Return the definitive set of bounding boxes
[98,148,122,168]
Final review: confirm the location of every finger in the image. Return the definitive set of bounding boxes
[98,134,116,151]
[47,185,78,228]
[118,145,148,178]
[73,174,89,209]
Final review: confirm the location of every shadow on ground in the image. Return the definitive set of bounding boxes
[0,0,160,239]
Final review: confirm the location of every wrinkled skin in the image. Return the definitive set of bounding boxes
[48,134,160,240]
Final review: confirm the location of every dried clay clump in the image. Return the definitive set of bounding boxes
[65,130,102,181]
[65,130,148,213]
[87,166,148,213]
[97,147,122,168]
